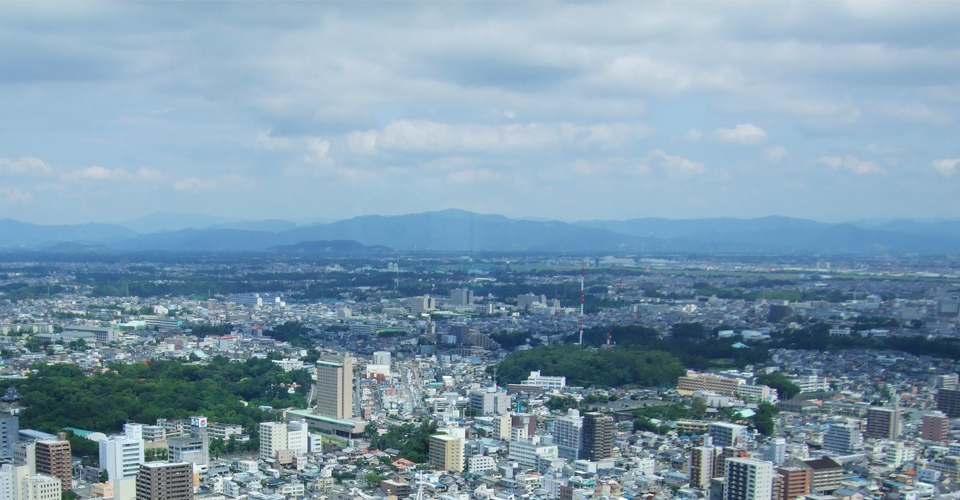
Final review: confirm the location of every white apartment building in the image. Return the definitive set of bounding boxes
[373,351,392,367]
[468,456,497,473]
[709,422,748,448]
[99,424,145,482]
[724,458,773,500]
[552,409,583,461]
[260,422,287,461]
[522,371,566,391]
[21,474,61,500]
[508,436,559,468]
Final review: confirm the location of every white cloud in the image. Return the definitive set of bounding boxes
[256,130,292,151]
[877,102,952,124]
[137,167,163,182]
[647,149,706,178]
[766,146,788,162]
[64,166,130,181]
[0,157,51,175]
[355,120,557,153]
[933,158,960,177]
[713,123,768,145]
[818,155,882,174]
[684,129,703,143]
[174,177,219,192]
[449,169,500,184]
[0,188,32,203]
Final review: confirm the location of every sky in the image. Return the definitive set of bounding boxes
[1,2,959,225]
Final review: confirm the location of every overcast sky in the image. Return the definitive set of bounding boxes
[1,2,959,224]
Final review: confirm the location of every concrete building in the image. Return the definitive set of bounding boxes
[937,388,960,418]
[709,422,748,448]
[935,374,959,391]
[786,457,843,494]
[21,474,62,500]
[690,446,722,489]
[521,371,566,391]
[100,424,146,482]
[866,407,901,440]
[468,456,497,474]
[724,458,773,500]
[508,436,559,468]
[136,462,193,500]
[287,420,308,456]
[922,411,950,443]
[552,409,583,461]
[450,288,474,306]
[260,422,287,461]
[315,355,354,420]
[373,351,391,367]
[582,412,613,461]
[678,372,741,395]
[0,415,17,462]
[762,438,786,465]
[429,434,463,472]
[167,434,208,466]
[517,293,547,311]
[35,437,71,491]
[410,295,437,315]
[778,466,810,500]
[468,388,510,415]
[823,422,863,455]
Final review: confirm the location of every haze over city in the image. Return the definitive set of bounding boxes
[1,2,959,224]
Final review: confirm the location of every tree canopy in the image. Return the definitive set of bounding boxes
[491,345,685,388]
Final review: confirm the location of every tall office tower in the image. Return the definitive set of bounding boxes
[136,462,193,500]
[937,388,960,417]
[581,412,613,461]
[100,424,146,482]
[690,446,721,489]
[35,436,71,491]
[823,422,863,455]
[724,458,773,500]
[922,411,950,443]
[373,351,391,367]
[260,422,288,461]
[428,434,463,472]
[552,409,583,461]
[21,474,61,500]
[314,355,354,419]
[866,407,901,439]
[778,466,811,500]
[0,415,18,461]
[450,288,474,306]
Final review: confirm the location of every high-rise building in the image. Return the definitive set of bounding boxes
[136,462,193,500]
[762,438,786,465]
[100,424,146,482]
[552,409,583,461]
[21,474,61,500]
[15,441,36,474]
[409,295,437,315]
[581,412,613,461]
[511,413,537,437]
[469,388,510,415]
[709,422,748,448]
[449,325,472,345]
[937,388,960,418]
[450,288,474,306]
[690,446,722,489]
[922,411,950,443]
[373,351,391,367]
[492,414,511,441]
[287,421,308,456]
[260,422,287,461]
[314,355,354,419]
[866,407,901,440]
[823,422,863,455]
[0,463,28,500]
[785,457,842,494]
[35,437,71,491]
[778,466,811,500]
[429,434,463,472]
[0,415,18,461]
[724,458,773,500]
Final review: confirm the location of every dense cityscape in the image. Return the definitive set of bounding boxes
[2,252,960,500]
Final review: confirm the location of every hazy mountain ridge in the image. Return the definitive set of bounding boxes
[2,211,960,254]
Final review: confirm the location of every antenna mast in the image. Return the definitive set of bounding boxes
[579,260,585,348]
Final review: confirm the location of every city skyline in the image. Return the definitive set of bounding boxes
[1,3,959,224]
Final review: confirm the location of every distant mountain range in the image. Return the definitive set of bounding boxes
[1,209,959,255]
